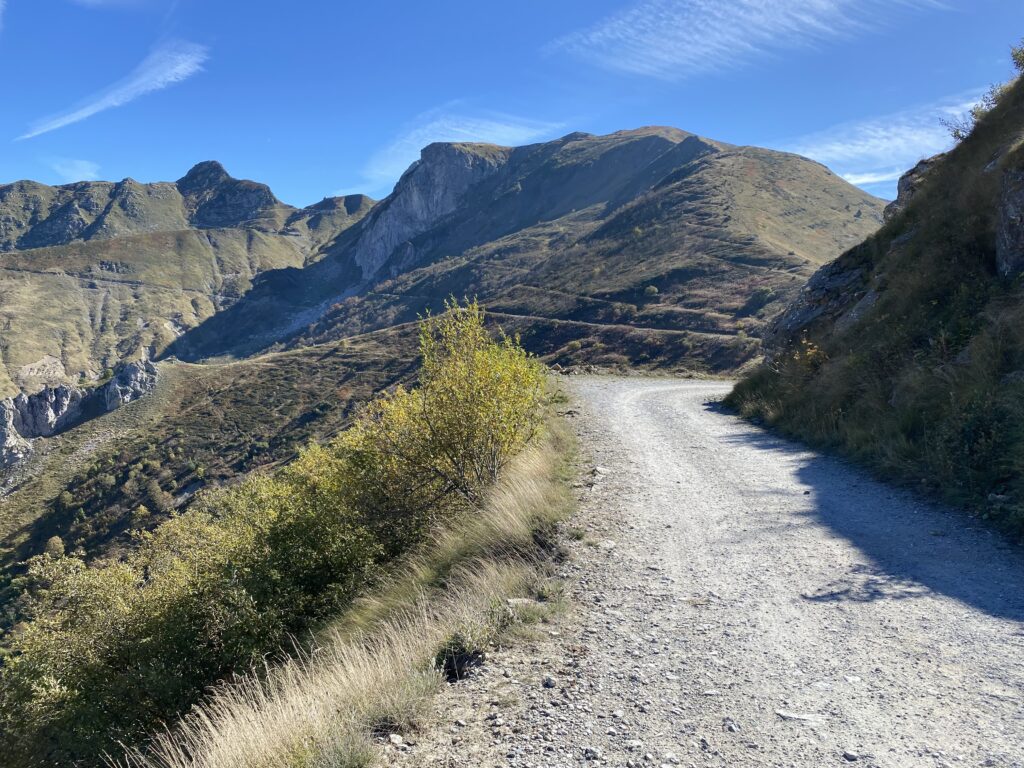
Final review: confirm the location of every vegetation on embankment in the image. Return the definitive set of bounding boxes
[0,326,418,634]
[0,301,551,767]
[727,44,1024,536]
[121,424,574,768]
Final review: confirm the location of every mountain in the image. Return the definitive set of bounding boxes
[0,127,886,595]
[0,163,374,395]
[168,128,885,372]
[727,75,1024,535]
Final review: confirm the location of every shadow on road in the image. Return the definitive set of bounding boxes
[704,402,1024,624]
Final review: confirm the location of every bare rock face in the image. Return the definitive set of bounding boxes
[996,168,1024,277]
[766,259,867,353]
[349,143,511,280]
[176,161,281,229]
[0,401,32,469]
[12,385,87,437]
[104,359,159,411]
[883,154,945,222]
[0,360,159,470]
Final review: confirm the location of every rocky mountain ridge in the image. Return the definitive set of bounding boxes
[167,127,885,363]
[0,161,375,252]
[0,165,375,395]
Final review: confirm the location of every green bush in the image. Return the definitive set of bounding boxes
[0,301,545,766]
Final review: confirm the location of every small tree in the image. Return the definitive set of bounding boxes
[944,38,1023,142]
[335,299,546,537]
[43,536,64,558]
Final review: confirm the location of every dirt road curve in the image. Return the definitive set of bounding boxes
[398,377,1024,768]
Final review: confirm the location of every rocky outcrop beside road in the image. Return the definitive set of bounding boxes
[997,166,1024,277]
[883,154,944,222]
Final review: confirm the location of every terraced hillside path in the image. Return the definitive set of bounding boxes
[394,377,1024,768]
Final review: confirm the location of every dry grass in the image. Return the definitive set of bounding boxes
[116,423,574,768]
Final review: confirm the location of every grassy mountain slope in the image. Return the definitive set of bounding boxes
[0,326,418,627]
[727,74,1024,535]
[0,127,885,619]
[0,165,374,394]
[169,128,885,372]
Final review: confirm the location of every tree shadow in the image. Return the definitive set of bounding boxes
[704,402,1024,623]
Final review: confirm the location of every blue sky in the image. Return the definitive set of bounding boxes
[0,0,1021,205]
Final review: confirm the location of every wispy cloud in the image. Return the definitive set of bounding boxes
[785,91,983,196]
[339,107,565,196]
[552,0,942,79]
[49,158,102,183]
[0,1,7,34]
[18,40,208,140]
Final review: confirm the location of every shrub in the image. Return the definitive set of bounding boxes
[945,40,1022,142]
[332,300,545,549]
[0,301,545,766]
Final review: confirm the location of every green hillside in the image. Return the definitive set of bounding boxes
[727,64,1024,535]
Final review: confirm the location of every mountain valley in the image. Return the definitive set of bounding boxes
[0,127,885,588]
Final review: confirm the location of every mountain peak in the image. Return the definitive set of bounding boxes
[176,161,231,191]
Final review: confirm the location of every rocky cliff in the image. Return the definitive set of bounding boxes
[349,143,512,280]
[0,360,158,468]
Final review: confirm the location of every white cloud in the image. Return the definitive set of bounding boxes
[785,91,983,196]
[19,40,208,140]
[840,169,905,186]
[0,1,7,34]
[341,107,565,196]
[551,0,942,79]
[49,158,102,183]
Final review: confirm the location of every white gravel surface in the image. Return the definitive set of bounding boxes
[390,377,1024,768]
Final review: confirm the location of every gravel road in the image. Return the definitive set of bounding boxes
[392,377,1024,768]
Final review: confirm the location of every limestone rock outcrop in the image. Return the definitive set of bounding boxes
[996,167,1024,277]
[105,360,159,411]
[0,360,159,469]
[0,402,31,469]
[883,154,945,222]
[11,385,86,437]
[348,143,511,280]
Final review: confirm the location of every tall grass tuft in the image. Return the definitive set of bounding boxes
[118,433,572,768]
[0,300,551,766]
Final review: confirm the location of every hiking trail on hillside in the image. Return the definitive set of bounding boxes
[390,377,1024,768]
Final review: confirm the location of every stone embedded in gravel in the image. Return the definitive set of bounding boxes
[843,751,860,762]
[584,746,602,760]
[542,675,557,688]
[775,709,824,722]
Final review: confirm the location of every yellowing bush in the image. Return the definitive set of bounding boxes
[0,301,545,767]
